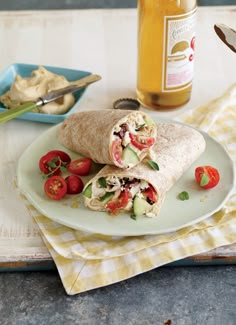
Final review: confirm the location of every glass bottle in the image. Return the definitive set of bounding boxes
[137,0,197,110]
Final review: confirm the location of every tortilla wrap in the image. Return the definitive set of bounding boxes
[83,123,206,218]
[57,110,157,169]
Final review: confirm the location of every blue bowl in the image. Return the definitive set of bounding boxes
[0,63,91,124]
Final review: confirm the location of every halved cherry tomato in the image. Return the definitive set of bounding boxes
[106,190,131,214]
[67,158,92,176]
[111,139,122,164]
[142,185,157,203]
[39,152,62,176]
[129,134,155,150]
[47,150,71,165]
[65,175,84,194]
[44,175,67,200]
[195,165,220,189]
[39,150,71,176]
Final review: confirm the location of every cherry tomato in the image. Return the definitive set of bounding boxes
[106,190,131,214]
[39,152,62,176]
[47,150,71,165]
[44,175,67,200]
[39,150,71,176]
[190,36,195,50]
[65,175,84,194]
[195,165,220,189]
[142,185,157,203]
[129,134,155,150]
[67,158,92,176]
[111,139,122,164]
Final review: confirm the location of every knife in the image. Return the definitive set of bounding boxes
[214,24,236,54]
[0,73,101,123]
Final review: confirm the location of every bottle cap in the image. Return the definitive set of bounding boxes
[113,98,140,111]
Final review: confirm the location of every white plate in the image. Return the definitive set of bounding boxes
[17,118,235,236]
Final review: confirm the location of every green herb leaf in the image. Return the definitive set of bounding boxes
[41,172,49,180]
[60,166,67,173]
[48,157,59,169]
[135,123,146,131]
[200,173,209,187]
[51,157,59,163]
[98,177,107,188]
[41,157,62,179]
[130,214,137,220]
[147,160,159,171]
[48,161,57,169]
[178,191,190,201]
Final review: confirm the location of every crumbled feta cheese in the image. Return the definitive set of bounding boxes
[127,120,136,134]
[146,205,159,218]
[113,125,121,133]
[106,176,121,191]
[129,183,141,197]
[92,183,106,198]
[140,180,149,190]
[135,114,146,126]
[122,131,131,147]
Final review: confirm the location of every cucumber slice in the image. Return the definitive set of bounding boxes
[83,184,92,198]
[122,145,140,165]
[133,196,151,217]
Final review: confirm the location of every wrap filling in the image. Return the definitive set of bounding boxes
[111,114,156,168]
[83,175,159,218]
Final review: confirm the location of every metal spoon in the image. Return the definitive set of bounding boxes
[214,24,236,54]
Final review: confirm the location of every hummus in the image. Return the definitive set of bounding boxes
[0,66,75,114]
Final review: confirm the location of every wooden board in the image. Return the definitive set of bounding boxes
[0,7,236,270]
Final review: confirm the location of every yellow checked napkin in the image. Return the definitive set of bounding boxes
[27,85,236,295]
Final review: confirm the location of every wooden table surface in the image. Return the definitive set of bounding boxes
[0,6,236,270]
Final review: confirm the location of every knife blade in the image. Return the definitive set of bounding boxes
[214,24,236,54]
[0,74,101,123]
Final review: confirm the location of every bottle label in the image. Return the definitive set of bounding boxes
[162,9,197,92]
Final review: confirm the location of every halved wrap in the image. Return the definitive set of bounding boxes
[83,123,206,218]
[57,110,157,169]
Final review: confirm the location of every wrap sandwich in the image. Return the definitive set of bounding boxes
[57,110,157,169]
[83,123,206,218]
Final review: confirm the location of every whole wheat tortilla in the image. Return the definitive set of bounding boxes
[57,109,157,168]
[84,123,206,217]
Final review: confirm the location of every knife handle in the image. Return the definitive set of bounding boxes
[0,102,37,123]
